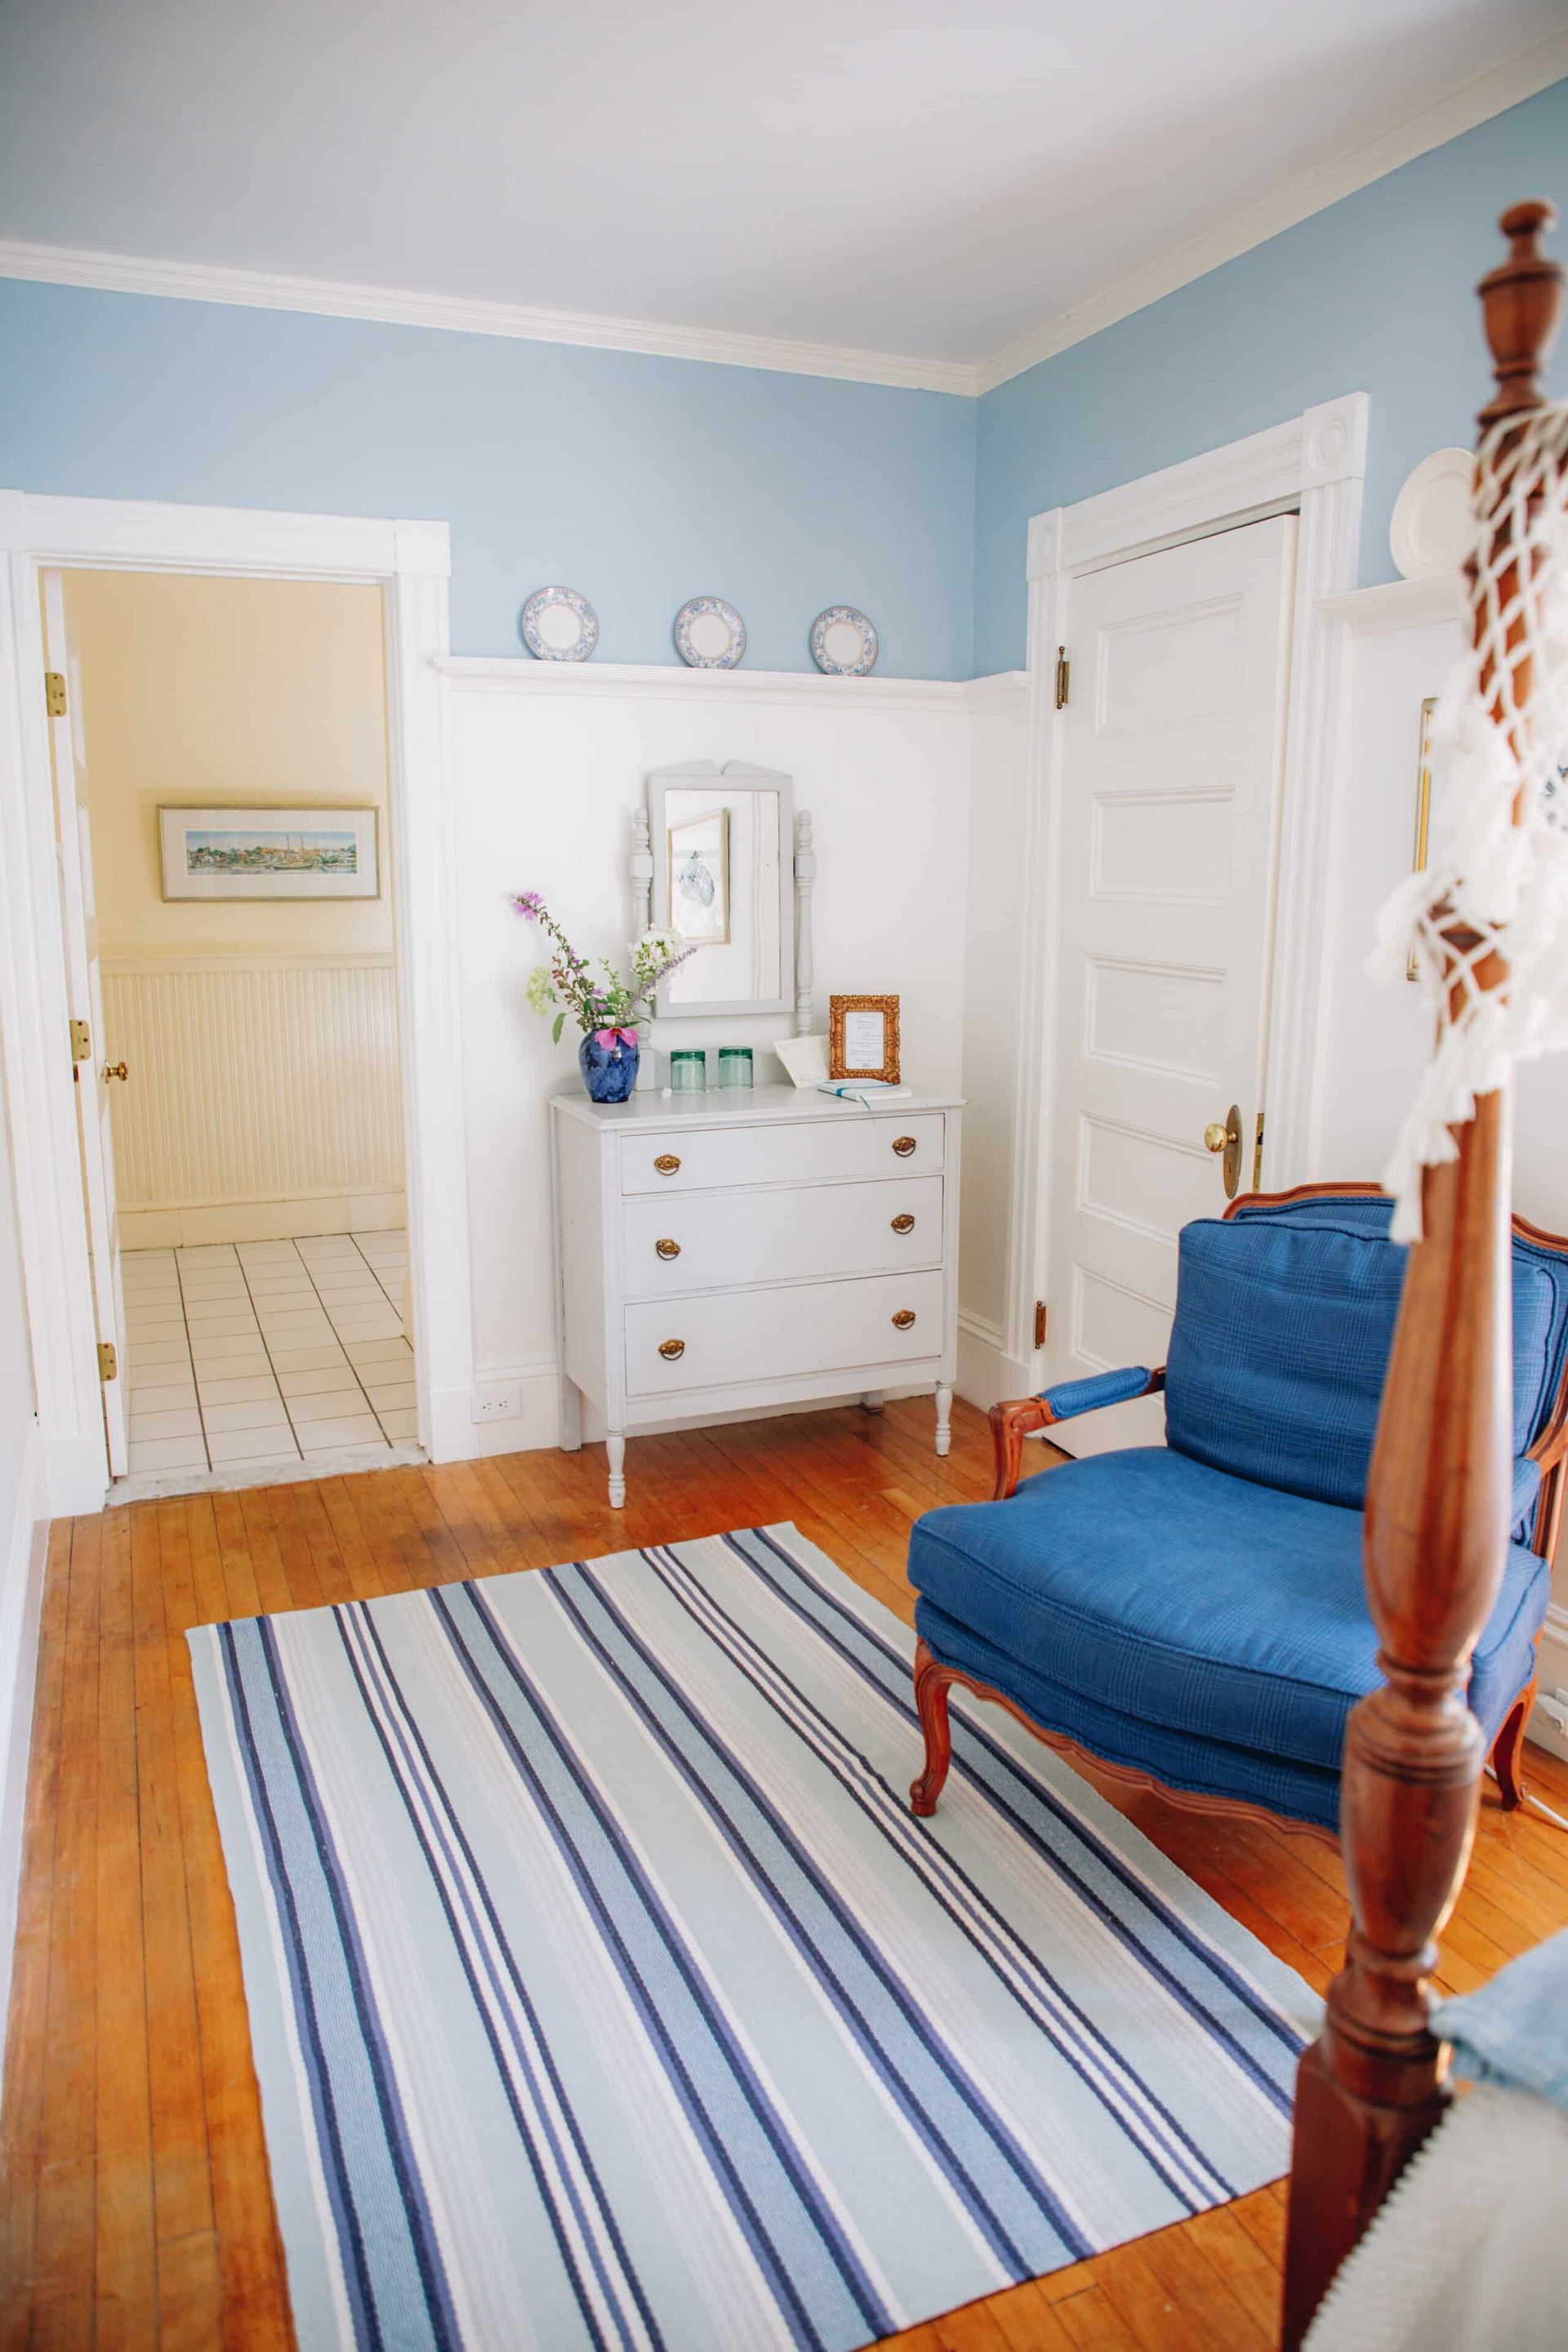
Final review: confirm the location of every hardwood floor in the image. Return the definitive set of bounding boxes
[4,1395,1566,2349]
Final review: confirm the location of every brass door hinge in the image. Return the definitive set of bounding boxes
[1251,1110,1266,1193]
[97,1341,117,1383]
[69,1018,91,1063]
[1034,1300,1049,1349]
[44,670,67,718]
[1054,647,1071,710]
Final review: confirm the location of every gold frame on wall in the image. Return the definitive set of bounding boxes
[829,993,901,1083]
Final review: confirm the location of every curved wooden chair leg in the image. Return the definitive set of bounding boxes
[1490,1677,1536,1811]
[910,1640,954,1817]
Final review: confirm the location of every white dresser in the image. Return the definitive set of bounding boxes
[550,1085,961,1504]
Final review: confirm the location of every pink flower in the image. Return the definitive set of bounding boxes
[510,889,547,920]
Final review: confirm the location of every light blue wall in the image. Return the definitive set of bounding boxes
[0,282,977,675]
[973,78,1568,675]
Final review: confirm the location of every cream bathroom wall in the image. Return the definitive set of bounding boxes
[62,571,405,1240]
[64,569,393,956]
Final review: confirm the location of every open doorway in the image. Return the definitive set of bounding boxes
[45,566,419,1491]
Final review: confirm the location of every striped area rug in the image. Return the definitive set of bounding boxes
[190,1522,1319,2352]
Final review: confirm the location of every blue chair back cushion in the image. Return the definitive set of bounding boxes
[1165,1210,1559,1511]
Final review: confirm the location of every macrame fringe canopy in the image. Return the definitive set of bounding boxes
[1373,399,1568,1241]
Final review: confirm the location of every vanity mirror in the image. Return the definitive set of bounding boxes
[632,761,813,1028]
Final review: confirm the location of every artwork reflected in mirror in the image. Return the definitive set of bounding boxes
[646,764,792,1015]
[667,806,731,947]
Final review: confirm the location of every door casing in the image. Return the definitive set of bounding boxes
[997,394,1369,1403]
[0,492,473,1513]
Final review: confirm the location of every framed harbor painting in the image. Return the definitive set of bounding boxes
[158,805,380,901]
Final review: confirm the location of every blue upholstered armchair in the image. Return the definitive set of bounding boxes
[906,1187,1568,1835]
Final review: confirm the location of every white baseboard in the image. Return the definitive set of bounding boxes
[0,1424,48,2082]
[955,1307,1033,1413]
[119,1189,408,1249]
[1530,1603,1568,1762]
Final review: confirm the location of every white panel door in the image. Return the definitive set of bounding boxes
[42,571,128,1476]
[1042,515,1296,1452]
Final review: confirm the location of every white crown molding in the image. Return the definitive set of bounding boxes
[977,29,1568,393]
[435,653,993,707]
[2,34,1559,403]
[0,236,978,398]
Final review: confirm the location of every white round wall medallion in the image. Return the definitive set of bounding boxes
[1389,448,1474,581]
[520,586,599,662]
[673,596,746,669]
[810,606,878,676]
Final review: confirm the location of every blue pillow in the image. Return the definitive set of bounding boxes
[1166,1215,1557,1509]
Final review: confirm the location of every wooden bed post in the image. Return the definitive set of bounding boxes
[1281,203,1565,2350]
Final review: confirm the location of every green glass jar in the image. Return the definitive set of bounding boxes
[669,1049,706,1094]
[717,1047,754,1089]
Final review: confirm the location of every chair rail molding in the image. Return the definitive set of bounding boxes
[0,488,472,1509]
[1006,392,1368,1384]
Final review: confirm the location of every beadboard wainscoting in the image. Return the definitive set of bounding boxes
[101,951,406,1246]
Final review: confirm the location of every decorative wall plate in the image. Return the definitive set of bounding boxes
[673,597,746,669]
[521,586,599,662]
[1389,449,1474,581]
[811,606,878,676]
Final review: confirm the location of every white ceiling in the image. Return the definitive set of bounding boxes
[0,0,1561,381]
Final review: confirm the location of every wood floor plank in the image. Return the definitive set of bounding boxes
[2,1405,1566,2349]
[0,1519,72,2339]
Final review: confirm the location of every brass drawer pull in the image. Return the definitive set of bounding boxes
[891,1309,916,1330]
[655,1237,681,1258]
[891,1135,916,1157]
[890,1214,915,1234]
[653,1153,681,1174]
[658,1338,686,1361]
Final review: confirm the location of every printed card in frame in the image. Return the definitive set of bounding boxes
[829,993,901,1084]
[159,805,381,901]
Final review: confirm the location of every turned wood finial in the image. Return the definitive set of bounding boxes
[1477,199,1564,425]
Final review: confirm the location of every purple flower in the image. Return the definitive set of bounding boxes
[510,889,547,920]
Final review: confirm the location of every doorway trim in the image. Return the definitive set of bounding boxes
[998,393,1368,1396]
[0,491,474,1513]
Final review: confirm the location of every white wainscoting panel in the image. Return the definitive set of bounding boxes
[101,952,405,1222]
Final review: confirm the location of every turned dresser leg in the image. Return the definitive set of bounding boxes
[607,1429,626,1509]
[934,1383,952,1458]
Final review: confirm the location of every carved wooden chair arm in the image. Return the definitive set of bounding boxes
[987,1366,1165,1499]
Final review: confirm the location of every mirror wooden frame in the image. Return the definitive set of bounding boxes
[631,760,805,1023]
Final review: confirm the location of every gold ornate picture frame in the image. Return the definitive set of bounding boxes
[829,994,901,1083]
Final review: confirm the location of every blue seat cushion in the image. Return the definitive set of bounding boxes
[914,1598,1347,1830]
[1165,1212,1558,1510]
[906,1447,1548,1775]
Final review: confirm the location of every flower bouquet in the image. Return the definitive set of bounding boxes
[512,889,694,1102]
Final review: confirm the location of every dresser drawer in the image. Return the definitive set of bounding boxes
[618,1112,945,1196]
[625,1268,944,1397]
[623,1175,942,1298]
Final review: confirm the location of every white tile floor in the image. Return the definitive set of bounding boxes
[119,1228,415,1479]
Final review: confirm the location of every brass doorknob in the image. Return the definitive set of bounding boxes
[657,1338,685,1360]
[654,1238,681,1258]
[890,1214,915,1234]
[892,1135,917,1157]
[1204,1104,1244,1200]
[891,1309,916,1330]
[102,1062,127,1082]
[653,1153,680,1174]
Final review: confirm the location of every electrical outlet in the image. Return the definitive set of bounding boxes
[471,1380,519,1424]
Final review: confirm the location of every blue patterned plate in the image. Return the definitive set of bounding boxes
[674,596,746,669]
[521,586,599,662]
[811,606,878,675]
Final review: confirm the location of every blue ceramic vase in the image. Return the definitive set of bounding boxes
[578,1031,639,1103]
